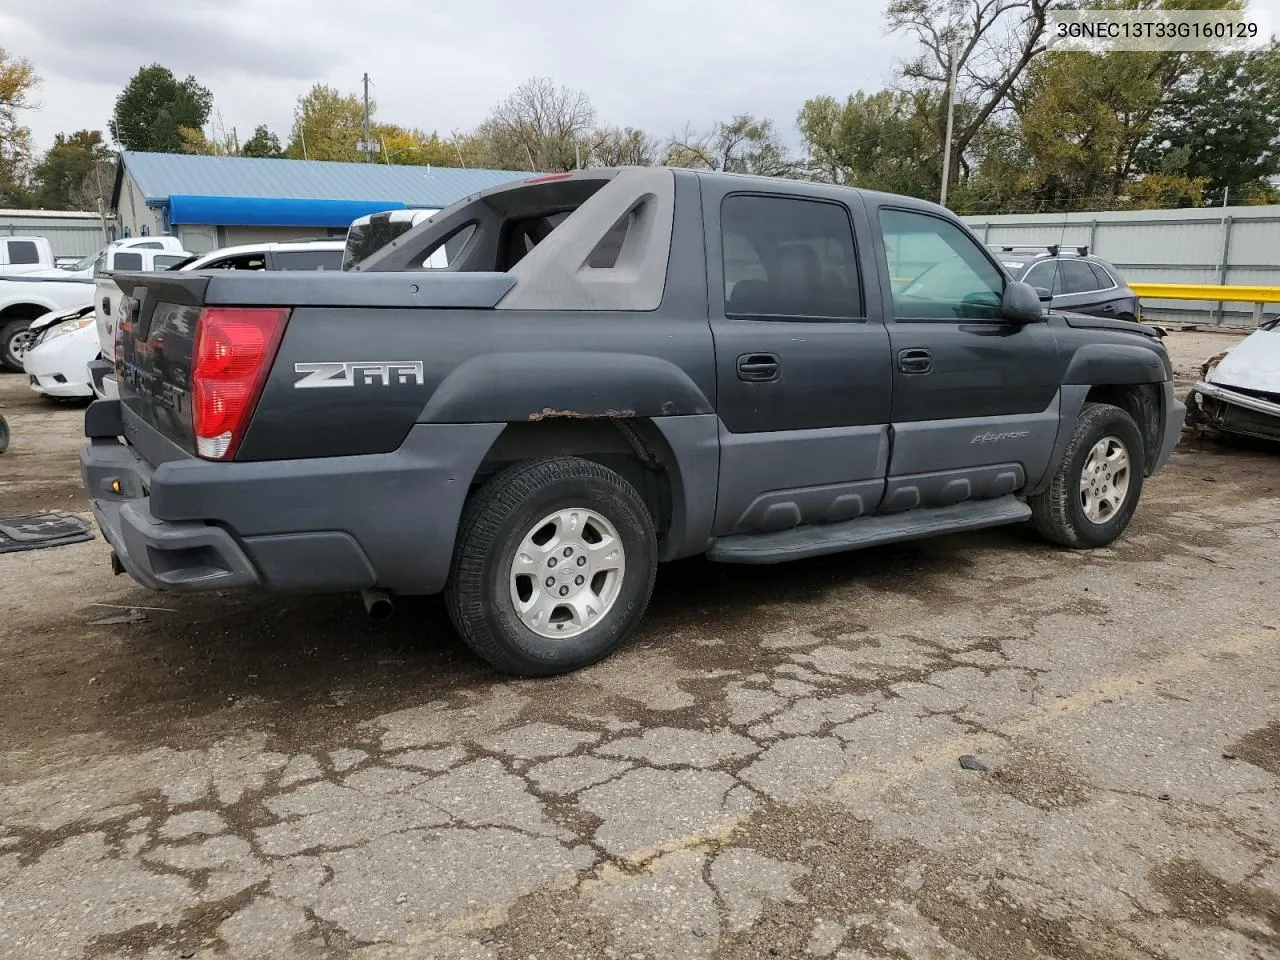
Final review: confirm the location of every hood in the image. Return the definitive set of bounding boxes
[1206,322,1280,393]
[1054,311,1157,339]
[29,304,94,333]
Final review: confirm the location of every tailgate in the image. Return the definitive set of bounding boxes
[113,272,211,457]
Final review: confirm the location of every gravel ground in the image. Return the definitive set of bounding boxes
[0,329,1276,960]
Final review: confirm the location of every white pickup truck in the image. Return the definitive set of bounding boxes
[90,238,344,399]
[0,236,58,277]
[0,236,187,371]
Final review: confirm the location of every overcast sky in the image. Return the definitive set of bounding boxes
[0,0,914,154]
[4,0,1278,157]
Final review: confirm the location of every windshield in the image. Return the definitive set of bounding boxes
[67,250,102,271]
[343,219,418,270]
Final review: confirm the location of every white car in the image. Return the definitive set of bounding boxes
[1,236,187,372]
[93,239,344,399]
[1188,315,1280,442]
[24,245,192,400]
[22,305,98,398]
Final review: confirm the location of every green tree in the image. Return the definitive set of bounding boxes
[241,124,284,158]
[0,47,39,207]
[285,84,366,161]
[110,64,213,152]
[33,130,116,210]
[798,89,939,195]
[1139,44,1280,202]
[374,124,463,166]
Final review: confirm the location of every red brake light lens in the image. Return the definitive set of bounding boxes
[191,307,289,460]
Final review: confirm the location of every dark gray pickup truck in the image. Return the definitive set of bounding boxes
[81,167,1184,676]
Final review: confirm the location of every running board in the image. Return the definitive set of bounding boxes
[706,496,1031,565]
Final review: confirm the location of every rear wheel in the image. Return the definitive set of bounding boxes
[445,456,657,676]
[1,319,35,372]
[1030,402,1145,548]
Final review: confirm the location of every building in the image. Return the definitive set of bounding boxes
[0,209,109,260]
[110,152,533,253]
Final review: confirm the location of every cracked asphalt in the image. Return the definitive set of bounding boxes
[1,331,1277,960]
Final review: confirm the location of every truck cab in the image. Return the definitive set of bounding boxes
[0,236,56,276]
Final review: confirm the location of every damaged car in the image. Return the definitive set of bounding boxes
[1187,316,1280,442]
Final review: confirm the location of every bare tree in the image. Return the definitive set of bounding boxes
[588,126,660,167]
[664,115,798,177]
[887,0,1056,193]
[474,77,596,172]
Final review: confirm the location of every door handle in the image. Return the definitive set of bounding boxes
[1102,304,1115,313]
[897,348,932,375]
[737,353,780,382]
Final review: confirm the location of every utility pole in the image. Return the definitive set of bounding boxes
[362,72,372,163]
[940,48,959,207]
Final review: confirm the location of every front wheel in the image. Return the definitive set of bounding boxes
[1,319,35,372]
[1030,402,1145,548]
[445,456,658,676]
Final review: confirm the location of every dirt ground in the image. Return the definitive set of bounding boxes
[0,329,1277,960]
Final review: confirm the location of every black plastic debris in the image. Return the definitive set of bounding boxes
[958,755,989,772]
[0,513,94,554]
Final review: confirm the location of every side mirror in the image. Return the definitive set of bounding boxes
[1001,280,1044,324]
[1034,286,1052,303]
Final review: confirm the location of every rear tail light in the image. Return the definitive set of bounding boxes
[192,306,290,460]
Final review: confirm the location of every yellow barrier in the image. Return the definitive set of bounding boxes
[1129,282,1278,326]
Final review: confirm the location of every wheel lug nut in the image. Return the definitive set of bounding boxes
[575,575,585,586]
[548,557,557,568]
[563,547,573,558]
[559,586,569,597]
[545,577,555,587]
[576,556,587,567]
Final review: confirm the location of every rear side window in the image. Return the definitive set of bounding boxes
[1059,259,1101,294]
[1088,262,1115,288]
[7,240,39,265]
[721,195,862,320]
[112,252,143,271]
[273,249,343,271]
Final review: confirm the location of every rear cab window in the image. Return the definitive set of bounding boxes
[720,194,863,319]
[6,240,40,265]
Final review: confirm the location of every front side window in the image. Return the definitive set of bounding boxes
[1022,260,1058,293]
[880,209,1003,320]
[153,255,186,270]
[721,194,862,320]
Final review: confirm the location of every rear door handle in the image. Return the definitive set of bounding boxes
[737,353,780,382]
[1102,304,1115,313]
[897,348,932,375]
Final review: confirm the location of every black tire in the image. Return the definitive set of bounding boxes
[1,319,33,372]
[1030,402,1145,549]
[0,415,8,454]
[445,456,658,677]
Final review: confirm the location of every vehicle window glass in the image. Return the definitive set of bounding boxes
[879,209,1003,320]
[421,223,477,269]
[112,252,143,271]
[1059,259,1100,294]
[1022,261,1058,292]
[7,240,39,265]
[273,249,343,271]
[135,241,164,249]
[1087,262,1115,288]
[203,254,267,270]
[153,255,186,270]
[721,195,861,319]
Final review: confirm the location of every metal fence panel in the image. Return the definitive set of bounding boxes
[965,205,1280,326]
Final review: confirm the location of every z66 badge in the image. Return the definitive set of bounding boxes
[293,361,425,389]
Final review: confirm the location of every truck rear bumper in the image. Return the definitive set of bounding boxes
[80,401,505,594]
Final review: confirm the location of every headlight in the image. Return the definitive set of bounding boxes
[39,315,95,344]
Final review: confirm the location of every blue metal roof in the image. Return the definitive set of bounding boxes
[167,195,410,227]
[115,151,533,211]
